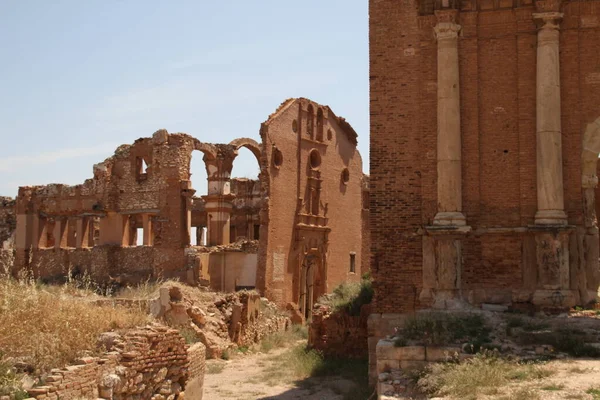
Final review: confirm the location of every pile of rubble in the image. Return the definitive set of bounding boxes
[150,283,290,358]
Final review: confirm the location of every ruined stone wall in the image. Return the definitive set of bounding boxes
[26,325,205,400]
[230,178,262,242]
[308,303,370,358]
[258,98,364,310]
[0,197,15,247]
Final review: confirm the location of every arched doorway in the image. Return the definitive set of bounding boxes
[298,252,324,321]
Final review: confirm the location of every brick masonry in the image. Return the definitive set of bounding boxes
[24,325,205,400]
[369,0,600,384]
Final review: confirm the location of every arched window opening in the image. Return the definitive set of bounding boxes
[316,108,324,142]
[231,146,261,242]
[189,151,209,247]
[307,104,315,139]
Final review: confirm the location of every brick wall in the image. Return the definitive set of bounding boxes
[26,325,205,400]
[308,303,370,358]
[369,0,600,313]
[258,98,364,311]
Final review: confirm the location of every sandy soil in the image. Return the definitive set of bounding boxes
[502,359,600,400]
[203,347,367,400]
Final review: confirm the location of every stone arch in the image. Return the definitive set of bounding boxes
[192,140,218,161]
[229,138,262,166]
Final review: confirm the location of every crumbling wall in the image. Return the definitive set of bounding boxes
[0,197,15,247]
[309,303,370,358]
[25,325,205,400]
[150,284,290,359]
[230,178,262,242]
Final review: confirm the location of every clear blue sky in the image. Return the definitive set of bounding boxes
[0,1,368,197]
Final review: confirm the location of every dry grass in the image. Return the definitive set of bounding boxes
[418,352,554,400]
[0,273,152,375]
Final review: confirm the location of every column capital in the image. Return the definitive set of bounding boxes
[434,21,461,41]
[533,12,563,30]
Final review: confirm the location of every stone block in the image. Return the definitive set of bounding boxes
[426,346,461,361]
[532,290,578,308]
[481,303,509,312]
[377,359,400,374]
[376,340,396,359]
[397,346,426,361]
[400,360,429,371]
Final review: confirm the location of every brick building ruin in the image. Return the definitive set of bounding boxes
[369,0,600,379]
[8,98,366,320]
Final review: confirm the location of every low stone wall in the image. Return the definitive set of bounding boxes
[367,313,408,385]
[376,340,462,399]
[185,343,206,400]
[25,325,206,400]
[309,304,370,358]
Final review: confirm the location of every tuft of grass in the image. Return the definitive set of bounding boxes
[417,352,553,400]
[0,274,151,375]
[179,326,200,344]
[116,278,166,299]
[320,273,373,316]
[237,345,249,354]
[221,349,230,360]
[501,387,541,400]
[397,312,490,348]
[569,366,590,374]
[587,387,600,399]
[0,357,28,398]
[541,384,564,391]
[206,362,226,374]
[260,326,307,353]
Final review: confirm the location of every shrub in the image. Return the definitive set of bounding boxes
[398,312,490,347]
[179,327,200,344]
[0,357,27,398]
[321,273,373,316]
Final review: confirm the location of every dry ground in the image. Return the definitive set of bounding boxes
[424,359,600,400]
[204,342,372,400]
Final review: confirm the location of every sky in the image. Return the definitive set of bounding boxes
[0,1,369,197]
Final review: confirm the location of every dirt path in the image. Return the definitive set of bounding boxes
[203,345,368,400]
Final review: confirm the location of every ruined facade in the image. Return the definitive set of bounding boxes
[11,98,365,319]
[256,98,365,318]
[369,0,600,380]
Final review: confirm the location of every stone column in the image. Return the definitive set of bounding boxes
[433,12,466,226]
[142,214,153,246]
[53,218,67,250]
[76,217,91,249]
[201,148,236,246]
[534,11,567,225]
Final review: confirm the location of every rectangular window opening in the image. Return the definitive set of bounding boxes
[136,228,144,246]
[349,252,356,273]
